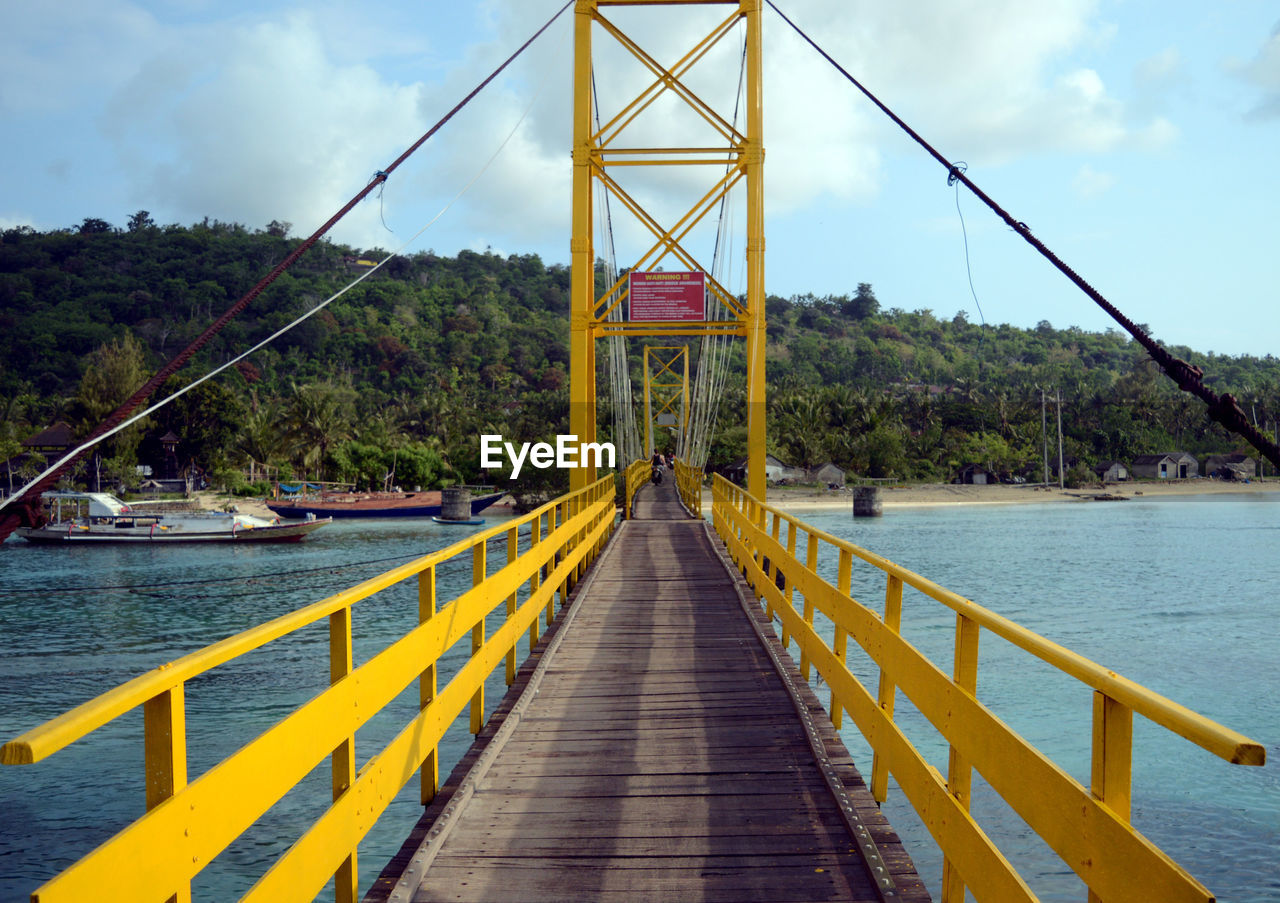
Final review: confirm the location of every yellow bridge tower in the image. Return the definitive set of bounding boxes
[569,0,767,497]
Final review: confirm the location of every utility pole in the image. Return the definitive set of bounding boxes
[1056,389,1065,489]
[1041,390,1049,486]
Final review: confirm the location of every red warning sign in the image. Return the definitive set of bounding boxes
[628,271,706,321]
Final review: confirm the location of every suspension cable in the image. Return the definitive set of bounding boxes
[593,70,642,465]
[0,1,575,539]
[1,64,551,521]
[682,28,748,472]
[765,0,1280,473]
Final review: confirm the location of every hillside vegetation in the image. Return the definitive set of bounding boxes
[3,216,1278,495]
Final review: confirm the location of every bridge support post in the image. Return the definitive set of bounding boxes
[871,575,903,803]
[1088,692,1133,903]
[743,0,767,502]
[144,686,191,903]
[419,566,439,804]
[329,607,358,903]
[471,544,487,734]
[941,612,980,902]
[569,0,596,491]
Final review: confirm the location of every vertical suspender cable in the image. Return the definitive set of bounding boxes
[682,29,747,472]
[593,71,642,466]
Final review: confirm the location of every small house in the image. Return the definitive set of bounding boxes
[808,462,846,487]
[1204,453,1256,480]
[3,422,77,495]
[954,463,994,485]
[158,431,181,480]
[1094,461,1128,482]
[724,454,805,484]
[21,422,75,456]
[1131,452,1198,480]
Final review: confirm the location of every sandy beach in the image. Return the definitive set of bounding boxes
[758,478,1280,512]
[188,492,281,519]
[186,478,1278,520]
[185,491,521,520]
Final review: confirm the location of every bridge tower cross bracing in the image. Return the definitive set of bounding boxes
[568,0,767,498]
[643,345,691,456]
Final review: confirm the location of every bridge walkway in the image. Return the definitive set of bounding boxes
[369,478,929,902]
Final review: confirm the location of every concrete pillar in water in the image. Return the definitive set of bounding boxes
[441,486,472,521]
[853,486,882,517]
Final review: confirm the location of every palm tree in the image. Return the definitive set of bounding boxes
[285,382,355,482]
[236,394,289,482]
[772,393,829,470]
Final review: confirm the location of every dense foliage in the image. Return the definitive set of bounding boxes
[3,216,1278,498]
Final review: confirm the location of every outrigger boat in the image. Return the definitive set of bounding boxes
[15,491,330,544]
[265,488,505,520]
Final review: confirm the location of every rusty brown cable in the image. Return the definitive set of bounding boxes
[0,1,573,537]
[765,0,1280,472]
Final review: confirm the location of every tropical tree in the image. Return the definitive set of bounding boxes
[285,380,355,481]
[771,393,828,469]
[71,333,151,490]
[236,394,290,482]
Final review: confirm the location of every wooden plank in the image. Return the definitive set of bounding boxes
[367,485,931,903]
[439,831,861,857]
[465,794,850,829]
[495,756,819,778]
[472,770,837,798]
[508,731,811,749]
[412,859,878,903]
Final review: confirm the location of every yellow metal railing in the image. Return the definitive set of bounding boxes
[673,458,703,516]
[711,474,1264,903]
[623,457,648,519]
[1,475,617,903]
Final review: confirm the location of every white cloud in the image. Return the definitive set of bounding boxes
[1136,46,1183,86]
[760,1,1179,164]
[99,11,429,247]
[1236,23,1280,119]
[414,0,1156,261]
[416,0,1183,269]
[0,214,38,232]
[1072,163,1115,198]
[0,0,1186,260]
[0,1,160,115]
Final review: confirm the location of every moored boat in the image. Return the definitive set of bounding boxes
[16,491,330,544]
[265,488,505,520]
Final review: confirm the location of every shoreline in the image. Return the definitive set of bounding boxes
[185,491,521,521]
[755,478,1280,512]
[186,479,1279,521]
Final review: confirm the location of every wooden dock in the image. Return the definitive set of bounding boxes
[368,479,929,902]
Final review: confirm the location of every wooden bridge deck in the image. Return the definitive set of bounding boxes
[369,479,929,902]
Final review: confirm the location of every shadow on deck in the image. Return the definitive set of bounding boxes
[366,480,930,902]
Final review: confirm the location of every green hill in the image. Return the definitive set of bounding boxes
[2,216,1278,492]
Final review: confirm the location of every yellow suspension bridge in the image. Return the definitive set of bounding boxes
[0,3,1268,902]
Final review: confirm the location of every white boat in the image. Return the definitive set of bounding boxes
[15,492,330,544]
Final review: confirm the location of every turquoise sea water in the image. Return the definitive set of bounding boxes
[793,493,1280,902]
[0,495,1277,901]
[0,514,522,902]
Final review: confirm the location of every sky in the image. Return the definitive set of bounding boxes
[2,1,1278,358]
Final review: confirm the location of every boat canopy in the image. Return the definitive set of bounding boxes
[41,491,132,517]
[278,482,323,495]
